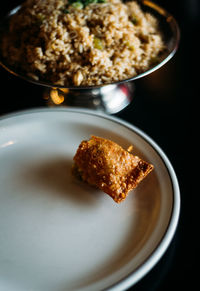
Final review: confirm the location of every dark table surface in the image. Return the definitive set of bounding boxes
[0,0,198,290]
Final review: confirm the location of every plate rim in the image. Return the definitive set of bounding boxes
[0,107,180,290]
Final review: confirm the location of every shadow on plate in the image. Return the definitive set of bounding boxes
[20,157,103,207]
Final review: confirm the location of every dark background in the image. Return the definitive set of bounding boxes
[0,0,198,290]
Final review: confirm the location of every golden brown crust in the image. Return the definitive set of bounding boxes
[73,136,154,203]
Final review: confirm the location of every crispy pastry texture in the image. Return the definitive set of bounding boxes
[73,136,154,203]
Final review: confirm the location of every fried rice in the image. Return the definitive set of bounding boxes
[1,0,166,86]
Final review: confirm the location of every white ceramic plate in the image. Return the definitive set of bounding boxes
[0,108,180,291]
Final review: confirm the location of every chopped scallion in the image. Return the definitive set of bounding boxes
[93,37,104,50]
[71,2,84,9]
[64,0,106,11]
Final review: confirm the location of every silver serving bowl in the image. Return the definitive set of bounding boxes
[0,1,180,113]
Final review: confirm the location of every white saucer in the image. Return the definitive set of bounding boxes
[0,108,180,291]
